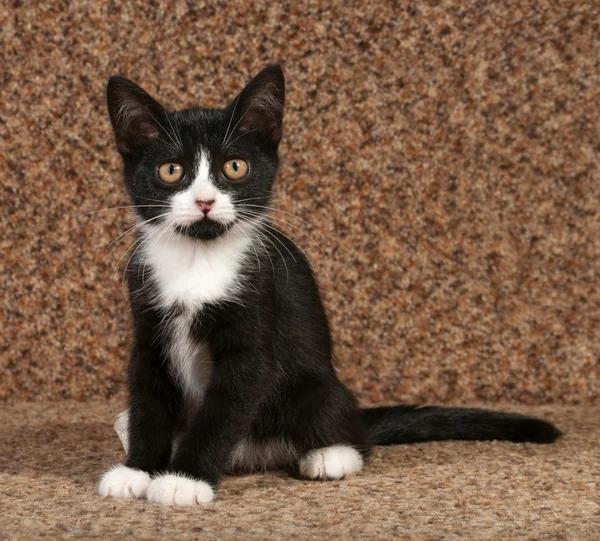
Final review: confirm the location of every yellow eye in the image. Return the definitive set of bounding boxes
[158,163,185,184]
[222,159,249,181]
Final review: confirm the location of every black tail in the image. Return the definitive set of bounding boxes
[362,406,562,445]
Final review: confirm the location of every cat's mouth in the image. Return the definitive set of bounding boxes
[175,219,231,241]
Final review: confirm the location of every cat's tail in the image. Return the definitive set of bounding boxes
[362,405,562,445]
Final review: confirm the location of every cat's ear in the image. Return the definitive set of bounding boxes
[227,65,285,145]
[106,76,165,154]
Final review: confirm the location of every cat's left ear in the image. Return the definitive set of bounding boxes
[226,65,285,146]
[106,76,166,155]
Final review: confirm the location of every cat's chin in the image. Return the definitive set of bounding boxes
[175,220,230,241]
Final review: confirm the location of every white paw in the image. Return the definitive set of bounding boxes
[114,409,130,454]
[147,473,214,505]
[299,444,364,480]
[98,465,151,499]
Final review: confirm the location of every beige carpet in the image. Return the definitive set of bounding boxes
[1,402,598,540]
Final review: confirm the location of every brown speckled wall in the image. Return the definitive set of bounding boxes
[1,1,598,404]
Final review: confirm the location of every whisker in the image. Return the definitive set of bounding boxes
[242,204,327,241]
[253,228,284,280]
[140,220,176,283]
[238,209,327,263]
[121,232,154,296]
[109,226,140,259]
[237,221,275,277]
[256,223,297,264]
[131,194,174,205]
[164,107,184,153]
[154,222,180,279]
[112,223,166,293]
[261,221,318,270]
[240,209,329,264]
[234,196,281,205]
[223,128,261,153]
[222,94,241,147]
[107,212,172,249]
[143,103,182,155]
[73,204,170,220]
[113,234,144,282]
[111,213,201,287]
[238,211,321,271]
[122,220,172,295]
[222,107,251,150]
[248,224,292,282]
[233,222,262,272]
[108,211,204,253]
[112,233,138,275]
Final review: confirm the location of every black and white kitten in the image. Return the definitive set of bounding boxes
[98,65,561,505]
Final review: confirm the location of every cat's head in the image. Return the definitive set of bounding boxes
[106,65,284,241]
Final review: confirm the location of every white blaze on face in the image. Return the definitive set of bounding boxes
[169,149,236,227]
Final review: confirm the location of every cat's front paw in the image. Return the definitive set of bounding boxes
[98,465,151,499]
[146,473,214,505]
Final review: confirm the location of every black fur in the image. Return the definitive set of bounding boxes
[363,406,562,445]
[105,65,561,492]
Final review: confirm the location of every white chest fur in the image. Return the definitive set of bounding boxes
[167,309,214,406]
[140,227,252,405]
[140,226,251,312]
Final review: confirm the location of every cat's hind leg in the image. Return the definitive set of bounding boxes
[298,444,364,480]
[285,381,369,480]
[114,409,130,454]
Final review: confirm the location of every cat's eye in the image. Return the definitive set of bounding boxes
[158,162,185,184]
[222,159,249,181]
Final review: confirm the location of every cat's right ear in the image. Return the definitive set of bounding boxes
[106,76,164,155]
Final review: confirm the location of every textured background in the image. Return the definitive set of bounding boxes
[1,1,598,404]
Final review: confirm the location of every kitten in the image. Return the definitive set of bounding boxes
[98,65,561,505]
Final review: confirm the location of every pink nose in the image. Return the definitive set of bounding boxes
[196,199,215,214]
